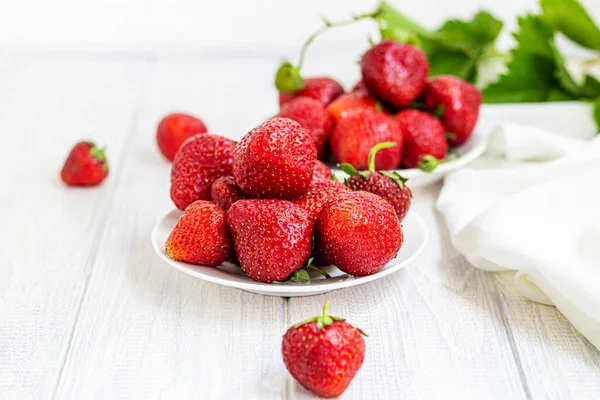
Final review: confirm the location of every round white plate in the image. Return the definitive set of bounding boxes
[332,131,487,188]
[151,209,428,297]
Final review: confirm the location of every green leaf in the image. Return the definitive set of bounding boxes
[551,41,600,99]
[339,163,359,176]
[593,97,600,134]
[376,1,431,38]
[546,88,577,101]
[428,52,475,80]
[541,0,600,51]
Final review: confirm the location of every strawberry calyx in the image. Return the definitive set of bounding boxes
[88,142,110,172]
[418,153,461,172]
[273,257,331,285]
[367,141,397,172]
[445,132,457,141]
[293,300,346,330]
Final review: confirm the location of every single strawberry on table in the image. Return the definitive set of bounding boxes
[293,178,350,222]
[361,40,429,108]
[156,113,208,161]
[170,133,236,210]
[233,117,316,199]
[315,190,403,276]
[210,176,246,211]
[60,141,109,186]
[423,75,482,146]
[330,108,403,170]
[277,96,333,160]
[282,300,366,398]
[279,77,344,106]
[165,200,233,267]
[313,160,333,181]
[396,109,448,171]
[342,142,411,222]
[227,199,313,283]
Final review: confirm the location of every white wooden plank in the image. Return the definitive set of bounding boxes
[0,57,147,400]
[54,58,287,400]
[289,184,527,399]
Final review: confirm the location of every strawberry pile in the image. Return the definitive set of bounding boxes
[276,40,483,172]
[165,115,406,283]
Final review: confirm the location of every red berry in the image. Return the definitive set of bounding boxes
[330,109,403,170]
[227,199,313,283]
[210,176,246,211]
[396,109,447,170]
[282,301,366,398]
[361,40,429,107]
[277,96,333,160]
[326,90,381,123]
[293,178,350,222]
[157,113,208,161]
[315,191,403,276]
[165,200,233,267]
[423,75,482,145]
[279,77,344,106]
[233,117,316,199]
[170,134,235,210]
[61,141,109,186]
[313,160,333,181]
[351,80,366,92]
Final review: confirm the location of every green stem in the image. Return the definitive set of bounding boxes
[368,142,397,172]
[322,300,330,318]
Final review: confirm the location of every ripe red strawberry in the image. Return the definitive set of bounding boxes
[396,109,448,170]
[282,301,366,398]
[293,178,350,222]
[210,176,246,211]
[165,200,233,266]
[326,90,381,123]
[351,80,366,92]
[279,77,344,106]
[342,142,411,222]
[170,134,236,210]
[423,75,482,146]
[315,190,403,276]
[330,108,403,170]
[277,96,333,159]
[233,117,316,199]
[61,141,109,186]
[361,40,429,107]
[313,160,333,181]
[156,113,208,161]
[227,199,313,283]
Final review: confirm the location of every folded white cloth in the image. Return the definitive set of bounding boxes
[437,123,600,349]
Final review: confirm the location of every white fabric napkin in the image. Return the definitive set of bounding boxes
[437,123,600,349]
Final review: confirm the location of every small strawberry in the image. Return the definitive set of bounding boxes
[341,142,411,222]
[156,113,208,161]
[326,90,381,123]
[396,109,448,171]
[315,190,403,276]
[210,176,246,211]
[282,301,366,398]
[423,75,482,146]
[227,199,313,283]
[313,160,333,181]
[233,117,316,199]
[330,108,403,170]
[277,96,333,159]
[61,141,109,186]
[170,134,236,210]
[293,178,350,222]
[165,200,233,267]
[279,77,344,106]
[360,40,429,107]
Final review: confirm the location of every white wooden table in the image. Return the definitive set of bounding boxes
[2,51,600,400]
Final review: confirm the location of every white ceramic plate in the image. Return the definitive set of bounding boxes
[332,131,487,188]
[151,209,428,297]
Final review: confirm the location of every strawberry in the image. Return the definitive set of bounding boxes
[326,90,381,123]
[282,301,366,398]
[313,160,333,181]
[423,75,482,146]
[227,199,313,283]
[156,113,208,161]
[233,117,316,199]
[329,108,403,170]
[170,134,236,210]
[210,176,246,211]
[360,40,429,107]
[396,109,448,171]
[279,77,344,106]
[277,96,333,159]
[293,178,350,222]
[165,200,233,267]
[351,80,366,92]
[61,141,109,186]
[315,190,403,276]
[342,142,411,222]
